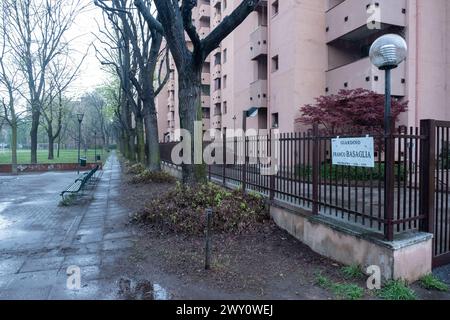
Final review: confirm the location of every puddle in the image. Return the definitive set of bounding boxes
[117,278,170,300]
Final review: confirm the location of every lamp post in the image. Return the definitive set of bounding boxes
[94,130,97,163]
[77,113,84,174]
[241,107,260,192]
[369,34,407,240]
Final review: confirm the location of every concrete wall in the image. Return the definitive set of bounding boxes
[270,201,432,282]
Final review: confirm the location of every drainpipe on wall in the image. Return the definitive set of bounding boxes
[415,0,420,128]
[267,4,271,132]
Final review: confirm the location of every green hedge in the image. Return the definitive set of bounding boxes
[295,163,407,182]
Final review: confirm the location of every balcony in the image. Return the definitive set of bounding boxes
[167,96,175,111]
[201,94,210,108]
[212,115,222,129]
[198,4,210,21]
[199,26,210,39]
[212,13,221,27]
[201,73,211,85]
[212,90,221,104]
[211,0,221,8]
[326,57,406,96]
[250,26,268,60]
[250,80,268,108]
[212,63,221,79]
[326,0,406,43]
[167,79,175,91]
[169,60,176,71]
[202,118,211,130]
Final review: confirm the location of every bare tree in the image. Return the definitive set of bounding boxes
[0,7,24,174]
[40,52,86,160]
[94,4,136,161]
[135,0,261,183]
[95,0,169,170]
[2,0,84,163]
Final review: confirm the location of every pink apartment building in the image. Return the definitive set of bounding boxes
[156,0,450,142]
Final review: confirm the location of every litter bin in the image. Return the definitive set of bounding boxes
[79,157,87,167]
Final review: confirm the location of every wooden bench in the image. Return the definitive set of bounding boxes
[60,165,99,200]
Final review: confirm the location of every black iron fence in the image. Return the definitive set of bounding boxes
[159,120,450,266]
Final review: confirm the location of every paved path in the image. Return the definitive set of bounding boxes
[0,152,135,299]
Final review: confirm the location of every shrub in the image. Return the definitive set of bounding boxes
[377,280,416,300]
[295,163,407,182]
[315,273,364,300]
[126,163,146,175]
[341,265,365,280]
[129,170,176,184]
[419,274,448,292]
[134,182,269,234]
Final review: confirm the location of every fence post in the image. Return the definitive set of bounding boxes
[222,131,226,186]
[312,123,319,215]
[384,118,396,241]
[242,135,247,193]
[419,119,436,234]
[269,130,275,201]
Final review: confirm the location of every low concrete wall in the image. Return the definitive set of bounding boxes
[0,163,101,174]
[271,201,432,282]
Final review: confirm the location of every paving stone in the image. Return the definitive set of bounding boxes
[20,257,64,273]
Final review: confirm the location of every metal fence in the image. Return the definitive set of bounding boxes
[159,123,432,242]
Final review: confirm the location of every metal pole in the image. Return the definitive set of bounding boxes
[384,68,392,137]
[77,120,81,175]
[205,208,213,270]
[384,68,395,241]
[94,131,97,163]
[312,123,320,215]
[242,111,247,192]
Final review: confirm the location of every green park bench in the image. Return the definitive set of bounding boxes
[60,165,100,200]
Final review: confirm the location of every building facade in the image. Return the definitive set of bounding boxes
[156,0,450,141]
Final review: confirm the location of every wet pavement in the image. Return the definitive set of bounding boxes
[0,152,138,300]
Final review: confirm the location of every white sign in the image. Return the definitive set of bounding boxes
[332,136,375,168]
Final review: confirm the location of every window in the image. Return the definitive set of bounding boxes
[223,75,227,89]
[271,55,279,72]
[271,0,279,17]
[223,0,227,10]
[214,78,221,91]
[223,101,227,115]
[214,103,221,116]
[214,52,221,65]
[271,113,279,128]
[223,49,227,63]
[202,108,210,119]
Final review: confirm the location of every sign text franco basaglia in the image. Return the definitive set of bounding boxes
[331,136,375,168]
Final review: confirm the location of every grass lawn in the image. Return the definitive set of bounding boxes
[0,149,105,164]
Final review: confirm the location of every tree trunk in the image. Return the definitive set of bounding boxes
[135,115,145,163]
[11,122,18,175]
[128,130,136,162]
[48,127,54,160]
[178,67,206,184]
[57,134,61,158]
[30,108,39,164]
[143,100,161,171]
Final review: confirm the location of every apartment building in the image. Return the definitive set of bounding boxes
[156,0,450,141]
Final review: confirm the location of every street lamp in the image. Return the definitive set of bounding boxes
[369,34,407,240]
[94,130,97,163]
[77,113,84,174]
[369,34,407,134]
[241,107,260,192]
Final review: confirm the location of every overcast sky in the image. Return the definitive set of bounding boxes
[66,0,107,97]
